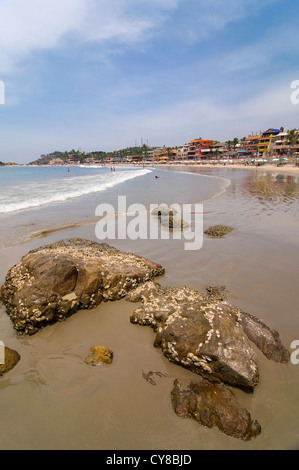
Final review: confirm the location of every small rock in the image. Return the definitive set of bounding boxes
[84,346,114,366]
[204,225,234,238]
[0,347,21,375]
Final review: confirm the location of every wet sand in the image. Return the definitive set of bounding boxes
[0,165,298,450]
[152,162,299,179]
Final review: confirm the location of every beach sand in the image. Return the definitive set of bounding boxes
[0,165,298,450]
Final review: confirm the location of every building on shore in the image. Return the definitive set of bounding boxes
[239,135,261,157]
[258,128,282,156]
[188,138,215,160]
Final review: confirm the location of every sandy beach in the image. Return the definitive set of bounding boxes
[0,164,298,450]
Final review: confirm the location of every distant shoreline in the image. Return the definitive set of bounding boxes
[4,160,299,178]
[156,162,299,178]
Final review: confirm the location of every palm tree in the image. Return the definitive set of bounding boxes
[166,147,173,160]
[287,129,299,149]
[233,137,239,150]
[141,144,148,161]
[225,140,233,150]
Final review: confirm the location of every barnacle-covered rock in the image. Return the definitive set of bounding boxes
[0,238,164,335]
[128,282,289,391]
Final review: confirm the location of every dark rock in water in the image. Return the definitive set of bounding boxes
[151,205,177,217]
[0,238,164,335]
[204,225,234,238]
[84,346,114,366]
[151,205,189,231]
[128,281,290,391]
[171,379,261,441]
[0,347,20,375]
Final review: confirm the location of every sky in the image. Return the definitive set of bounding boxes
[0,0,299,163]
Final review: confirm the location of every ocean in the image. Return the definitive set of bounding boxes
[0,164,298,450]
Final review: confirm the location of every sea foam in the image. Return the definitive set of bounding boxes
[0,168,152,214]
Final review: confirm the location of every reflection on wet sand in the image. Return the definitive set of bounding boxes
[249,173,299,205]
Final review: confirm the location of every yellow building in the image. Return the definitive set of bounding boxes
[258,129,281,156]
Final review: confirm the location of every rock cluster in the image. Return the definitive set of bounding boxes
[127,281,289,392]
[127,281,290,440]
[0,239,290,441]
[0,238,164,335]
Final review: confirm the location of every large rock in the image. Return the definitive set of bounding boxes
[0,238,164,335]
[128,282,289,391]
[171,379,261,441]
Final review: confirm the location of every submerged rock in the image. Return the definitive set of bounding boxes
[151,205,189,231]
[204,225,234,238]
[84,346,114,366]
[0,347,20,375]
[171,379,261,441]
[128,281,289,391]
[0,238,164,335]
[151,205,178,217]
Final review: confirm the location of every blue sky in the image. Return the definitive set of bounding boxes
[0,0,299,163]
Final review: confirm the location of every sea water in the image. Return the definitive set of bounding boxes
[0,164,227,248]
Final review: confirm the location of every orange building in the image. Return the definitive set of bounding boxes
[188,138,215,159]
[239,135,261,156]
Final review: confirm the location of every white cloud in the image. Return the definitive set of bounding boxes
[103,80,299,145]
[0,0,279,76]
[0,0,158,75]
